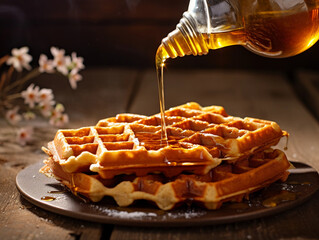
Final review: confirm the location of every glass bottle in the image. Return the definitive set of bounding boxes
[156,0,319,65]
[155,0,319,142]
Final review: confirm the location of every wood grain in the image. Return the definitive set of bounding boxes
[0,68,137,240]
[1,68,318,240]
[111,189,319,240]
[0,157,104,240]
[295,70,319,120]
[34,67,139,127]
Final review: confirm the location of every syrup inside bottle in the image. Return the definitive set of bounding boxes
[243,8,319,58]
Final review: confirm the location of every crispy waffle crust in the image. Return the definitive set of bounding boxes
[40,102,290,210]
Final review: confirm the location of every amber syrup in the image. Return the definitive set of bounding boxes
[156,7,319,144]
[41,196,56,201]
[155,46,170,144]
[243,8,319,57]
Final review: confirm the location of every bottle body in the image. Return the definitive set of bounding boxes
[243,5,319,58]
[158,0,319,62]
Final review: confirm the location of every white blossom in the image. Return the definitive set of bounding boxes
[38,88,55,105]
[38,54,54,73]
[21,84,40,108]
[5,107,22,125]
[71,52,85,71]
[68,68,82,89]
[3,46,85,138]
[6,47,32,72]
[16,127,33,146]
[50,47,70,75]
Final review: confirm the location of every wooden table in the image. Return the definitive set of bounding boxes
[1,68,319,240]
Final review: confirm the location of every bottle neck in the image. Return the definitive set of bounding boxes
[161,12,209,59]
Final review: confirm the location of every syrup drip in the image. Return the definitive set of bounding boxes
[283,132,289,151]
[41,196,56,201]
[164,158,177,166]
[70,174,89,203]
[41,190,66,201]
[262,190,296,208]
[48,190,66,194]
[71,174,79,195]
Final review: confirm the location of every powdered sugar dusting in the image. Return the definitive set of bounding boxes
[102,209,157,219]
[88,204,157,219]
[87,203,207,220]
[165,209,207,219]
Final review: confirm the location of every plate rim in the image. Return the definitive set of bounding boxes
[16,161,319,227]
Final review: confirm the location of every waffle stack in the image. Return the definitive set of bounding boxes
[40,102,291,210]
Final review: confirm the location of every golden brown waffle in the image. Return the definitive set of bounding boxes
[41,148,290,210]
[97,102,285,161]
[41,102,290,210]
[48,102,285,179]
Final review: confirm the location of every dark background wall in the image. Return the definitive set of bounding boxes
[0,0,318,70]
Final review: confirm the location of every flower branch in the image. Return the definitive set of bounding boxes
[0,46,85,146]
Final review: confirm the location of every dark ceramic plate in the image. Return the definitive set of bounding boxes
[16,161,319,227]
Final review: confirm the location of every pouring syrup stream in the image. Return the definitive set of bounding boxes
[156,45,170,144]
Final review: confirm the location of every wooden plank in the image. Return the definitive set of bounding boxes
[295,70,319,120]
[0,68,137,240]
[0,164,103,240]
[130,69,319,172]
[115,68,319,240]
[0,67,138,166]
[34,67,138,127]
[111,189,319,240]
